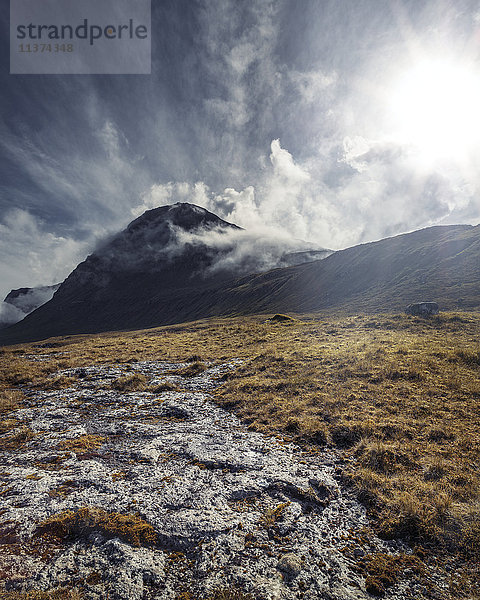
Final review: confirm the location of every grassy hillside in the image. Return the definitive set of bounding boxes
[1,311,479,598]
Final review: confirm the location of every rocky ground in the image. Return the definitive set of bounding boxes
[0,358,446,599]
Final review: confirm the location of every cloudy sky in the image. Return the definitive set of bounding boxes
[1,0,480,300]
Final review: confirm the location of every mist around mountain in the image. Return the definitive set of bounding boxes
[0,284,60,329]
[0,203,479,345]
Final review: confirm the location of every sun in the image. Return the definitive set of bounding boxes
[389,59,480,162]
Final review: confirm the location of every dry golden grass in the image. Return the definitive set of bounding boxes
[356,552,424,596]
[57,435,105,455]
[111,372,149,391]
[1,311,479,596]
[1,426,35,451]
[36,507,157,547]
[259,501,291,529]
[0,590,83,600]
[170,361,207,378]
[0,389,23,414]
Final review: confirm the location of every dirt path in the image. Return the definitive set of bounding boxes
[0,360,435,599]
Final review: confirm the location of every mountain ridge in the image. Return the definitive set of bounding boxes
[0,205,479,345]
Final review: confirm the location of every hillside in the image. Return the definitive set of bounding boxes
[218,223,480,315]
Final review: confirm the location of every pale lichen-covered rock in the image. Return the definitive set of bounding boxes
[0,358,426,599]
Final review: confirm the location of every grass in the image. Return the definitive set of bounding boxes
[110,372,148,391]
[0,311,479,597]
[57,435,105,455]
[1,426,35,451]
[170,361,207,378]
[259,502,291,529]
[36,507,157,547]
[0,590,83,600]
[0,389,23,414]
[356,552,424,596]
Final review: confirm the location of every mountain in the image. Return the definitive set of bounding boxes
[214,223,480,316]
[278,249,333,267]
[0,284,60,329]
[0,203,323,344]
[1,204,479,346]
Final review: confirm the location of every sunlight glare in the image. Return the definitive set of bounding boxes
[389,59,480,162]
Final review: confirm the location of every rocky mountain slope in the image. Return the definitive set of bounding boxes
[0,203,479,345]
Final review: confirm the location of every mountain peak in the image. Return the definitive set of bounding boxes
[127,203,241,235]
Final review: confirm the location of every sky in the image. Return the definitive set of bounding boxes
[1,0,480,301]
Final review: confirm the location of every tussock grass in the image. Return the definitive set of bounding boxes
[149,380,179,393]
[357,552,424,596]
[111,372,148,391]
[0,389,23,414]
[267,313,295,323]
[1,426,35,451]
[0,590,83,600]
[36,507,157,547]
[170,361,207,378]
[57,435,105,455]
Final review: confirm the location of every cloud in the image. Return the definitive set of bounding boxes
[169,223,316,278]
[290,70,337,104]
[270,139,310,183]
[1,0,480,302]
[0,302,25,328]
[0,209,93,300]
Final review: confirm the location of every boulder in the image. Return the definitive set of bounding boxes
[405,301,439,316]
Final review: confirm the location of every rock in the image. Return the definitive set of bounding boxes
[268,314,295,323]
[277,553,302,578]
[0,358,431,600]
[405,301,439,317]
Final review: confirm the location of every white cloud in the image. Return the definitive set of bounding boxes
[0,302,26,328]
[0,209,92,300]
[270,139,310,183]
[290,70,337,103]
